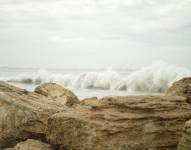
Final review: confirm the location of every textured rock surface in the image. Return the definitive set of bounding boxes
[0,82,78,149]
[34,83,79,107]
[166,77,191,103]
[4,139,53,150]
[1,78,191,150]
[47,95,191,150]
[177,119,191,150]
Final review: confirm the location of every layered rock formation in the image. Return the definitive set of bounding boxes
[167,78,191,150]
[47,95,191,150]
[177,119,191,150]
[167,77,191,103]
[0,77,191,150]
[0,82,79,149]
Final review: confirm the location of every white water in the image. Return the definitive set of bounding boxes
[1,61,190,97]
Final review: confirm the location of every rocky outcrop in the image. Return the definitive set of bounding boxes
[0,82,78,149]
[4,139,53,150]
[46,95,191,150]
[177,119,191,150]
[34,83,79,107]
[1,78,191,150]
[166,77,191,103]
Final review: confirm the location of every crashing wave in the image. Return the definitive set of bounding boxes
[3,61,191,93]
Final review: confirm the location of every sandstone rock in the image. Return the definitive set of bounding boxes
[46,95,191,150]
[4,139,53,150]
[80,97,99,106]
[34,83,79,107]
[178,119,191,150]
[166,77,191,103]
[0,82,78,149]
[1,79,191,150]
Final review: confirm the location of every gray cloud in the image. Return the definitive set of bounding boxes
[0,0,191,69]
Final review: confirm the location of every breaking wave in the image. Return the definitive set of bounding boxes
[3,61,191,93]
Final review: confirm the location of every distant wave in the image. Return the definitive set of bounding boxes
[3,61,191,93]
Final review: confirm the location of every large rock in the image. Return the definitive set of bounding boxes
[46,95,191,150]
[166,77,191,103]
[4,139,53,150]
[177,119,191,150]
[0,82,78,149]
[34,83,79,107]
[1,78,191,150]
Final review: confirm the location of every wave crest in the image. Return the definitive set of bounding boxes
[4,61,191,93]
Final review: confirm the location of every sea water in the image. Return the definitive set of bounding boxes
[0,61,190,99]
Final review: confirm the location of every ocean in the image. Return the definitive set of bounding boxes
[0,61,190,99]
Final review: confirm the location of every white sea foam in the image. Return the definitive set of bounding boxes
[3,61,191,93]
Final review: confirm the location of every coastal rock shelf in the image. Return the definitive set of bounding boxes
[166,77,191,103]
[0,82,79,149]
[0,77,191,150]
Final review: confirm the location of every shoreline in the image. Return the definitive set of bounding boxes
[0,77,191,150]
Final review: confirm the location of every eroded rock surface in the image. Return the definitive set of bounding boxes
[178,119,191,150]
[0,82,78,149]
[47,95,191,150]
[4,139,53,150]
[34,83,79,107]
[1,78,191,150]
[166,77,191,103]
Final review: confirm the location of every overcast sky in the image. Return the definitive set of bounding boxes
[0,0,191,69]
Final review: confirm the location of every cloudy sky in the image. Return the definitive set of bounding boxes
[0,0,191,69]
